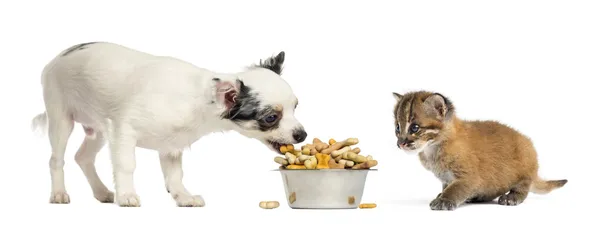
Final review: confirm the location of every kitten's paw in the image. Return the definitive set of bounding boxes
[174,194,205,207]
[117,193,140,207]
[49,191,70,204]
[498,193,522,206]
[430,197,457,211]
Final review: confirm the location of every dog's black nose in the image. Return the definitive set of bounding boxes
[293,129,307,143]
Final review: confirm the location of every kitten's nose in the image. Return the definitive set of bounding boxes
[292,129,307,143]
[397,138,413,147]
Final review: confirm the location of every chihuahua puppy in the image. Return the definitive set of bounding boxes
[31,42,307,207]
[392,91,567,210]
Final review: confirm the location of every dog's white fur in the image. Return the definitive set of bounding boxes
[31,42,304,207]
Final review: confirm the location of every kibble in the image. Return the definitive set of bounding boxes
[259,201,280,209]
[359,203,377,209]
[273,137,378,170]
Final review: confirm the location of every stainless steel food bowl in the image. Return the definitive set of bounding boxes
[276,168,375,209]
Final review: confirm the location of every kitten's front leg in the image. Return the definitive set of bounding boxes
[159,152,205,207]
[430,179,476,211]
[436,183,449,199]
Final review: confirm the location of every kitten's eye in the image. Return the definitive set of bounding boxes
[395,124,400,133]
[265,115,278,123]
[409,124,420,134]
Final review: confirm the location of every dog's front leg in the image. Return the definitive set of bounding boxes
[159,151,205,207]
[108,124,140,207]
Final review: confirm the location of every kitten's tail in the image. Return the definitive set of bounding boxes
[530,177,568,194]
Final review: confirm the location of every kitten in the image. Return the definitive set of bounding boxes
[392,91,567,210]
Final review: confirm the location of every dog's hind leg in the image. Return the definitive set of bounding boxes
[46,111,74,204]
[75,128,114,203]
[159,152,205,207]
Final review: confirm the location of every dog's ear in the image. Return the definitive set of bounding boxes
[258,51,285,75]
[215,79,242,110]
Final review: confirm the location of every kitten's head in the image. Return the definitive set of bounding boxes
[392,91,455,154]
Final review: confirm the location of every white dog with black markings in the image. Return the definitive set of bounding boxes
[30,42,307,207]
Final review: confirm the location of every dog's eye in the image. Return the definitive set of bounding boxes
[395,124,400,133]
[409,124,420,134]
[265,115,278,123]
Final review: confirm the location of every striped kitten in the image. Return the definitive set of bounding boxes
[392,91,567,211]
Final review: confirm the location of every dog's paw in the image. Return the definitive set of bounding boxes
[94,190,114,203]
[498,193,522,206]
[49,191,70,204]
[174,194,205,207]
[117,193,140,207]
[429,197,457,211]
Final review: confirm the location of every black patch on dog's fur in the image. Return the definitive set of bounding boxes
[255,108,282,132]
[220,80,260,121]
[253,51,285,75]
[61,42,98,56]
[220,80,281,132]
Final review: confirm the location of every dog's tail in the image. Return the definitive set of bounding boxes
[31,111,48,137]
[530,176,568,194]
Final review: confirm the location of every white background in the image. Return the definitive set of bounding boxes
[1,0,598,224]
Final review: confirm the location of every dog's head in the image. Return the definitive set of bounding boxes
[215,51,306,154]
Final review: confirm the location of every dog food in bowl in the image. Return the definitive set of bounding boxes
[273,137,378,170]
[272,137,377,209]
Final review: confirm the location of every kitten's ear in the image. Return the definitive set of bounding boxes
[393,92,403,102]
[423,93,449,120]
[258,51,285,75]
[214,78,243,111]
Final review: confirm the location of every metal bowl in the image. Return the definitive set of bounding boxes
[276,168,376,209]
